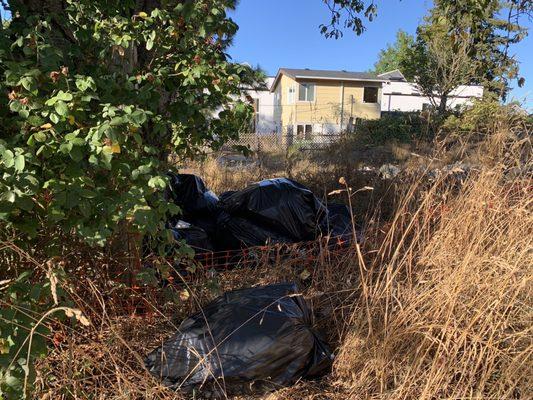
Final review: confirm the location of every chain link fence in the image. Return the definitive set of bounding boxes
[222,132,345,152]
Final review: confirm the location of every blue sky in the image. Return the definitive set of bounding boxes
[228,0,532,109]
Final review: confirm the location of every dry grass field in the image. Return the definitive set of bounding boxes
[24,105,533,399]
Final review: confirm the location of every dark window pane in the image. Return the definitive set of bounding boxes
[363,87,379,103]
[305,124,312,140]
[307,84,315,101]
[299,84,306,101]
[297,124,304,139]
[298,83,315,101]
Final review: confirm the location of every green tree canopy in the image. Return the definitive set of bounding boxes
[373,29,414,75]
[0,0,262,249]
[399,0,531,113]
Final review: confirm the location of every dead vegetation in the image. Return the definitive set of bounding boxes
[16,106,533,399]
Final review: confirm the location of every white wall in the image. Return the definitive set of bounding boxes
[246,77,278,134]
[382,81,484,112]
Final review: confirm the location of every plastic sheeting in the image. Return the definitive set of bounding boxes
[155,173,361,254]
[145,283,332,395]
[320,203,354,241]
[166,173,219,216]
[220,178,327,242]
[215,211,294,249]
[166,173,220,237]
[169,221,214,254]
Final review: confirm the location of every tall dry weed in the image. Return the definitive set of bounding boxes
[334,128,532,399]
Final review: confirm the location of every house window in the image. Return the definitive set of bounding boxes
[363,87,379,103]
[298,83,315,102]
[296,124,313,140]
[287,86,296,104]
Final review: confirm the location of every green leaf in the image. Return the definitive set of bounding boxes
[4,373,21,388]
[27,115,45,127]
[20,76,35,91]
[109,116,124,126]
[55,101,69,116]
[34,131,47,142]
[148,176,167,189]
[146,31,156,50]
[18,196,34,211]
[2,191,16,203]
[69,146,84,162]
[50,113,60,124]
[2,149,15,168]
[56,90,73,101]
[75,76,95,92]
[14,155,25,173]
[79,189,97,199]
[69,137,85,146]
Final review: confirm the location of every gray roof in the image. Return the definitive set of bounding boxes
[271,68,386,91]
[281,68,380,80]
[377,69,406,81]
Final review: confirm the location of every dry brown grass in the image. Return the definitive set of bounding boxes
[334,171,532,399]
[26,109,533,399]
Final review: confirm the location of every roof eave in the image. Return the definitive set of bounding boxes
[294,75,387,83]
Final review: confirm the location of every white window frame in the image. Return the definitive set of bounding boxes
[296,123,313,140]
[298,83,315,102]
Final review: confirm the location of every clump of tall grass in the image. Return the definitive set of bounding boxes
[334,116,532,399]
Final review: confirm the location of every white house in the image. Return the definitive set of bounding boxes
[246,77,278,134]
[379,70,484,112]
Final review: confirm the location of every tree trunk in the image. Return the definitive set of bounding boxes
[438,93,448,115]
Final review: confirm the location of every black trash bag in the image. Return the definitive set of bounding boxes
[145,283,332,395]
[165,173,221,236]
[141,221,214,261]
[169,221,214,254]
[320,203,354,240]
[220,178,327,242]
[319,203,364,244]
[218,190,236,202]
[214,211,295,250]
[166,173,219,217]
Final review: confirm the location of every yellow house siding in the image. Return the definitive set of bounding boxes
[274,73,382,134]
[295,80,341,126]
[274,74,382,133]
[342,82,382,121]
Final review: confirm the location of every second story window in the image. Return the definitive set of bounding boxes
[299,83,315,102]
[287,86,296,104]
[363,87,379,103]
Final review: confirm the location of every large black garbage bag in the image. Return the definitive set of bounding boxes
[166,173,220,236]
[214,211,295,250]
[218,190,236,202]
[169,221,214,254]
[220,178,327,242]
[145,283,332,395]
[320,203,353,240]
[166,173,219,215]
[319,203,364,244]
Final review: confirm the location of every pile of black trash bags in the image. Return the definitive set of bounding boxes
[144,176,348,395]
[163,172,355,254]
[145,283,332,396]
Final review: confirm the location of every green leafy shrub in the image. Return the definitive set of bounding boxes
[442,97,530,135]
[352,112,431,145]
[0,1,261,397]
[0,0,260,248]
